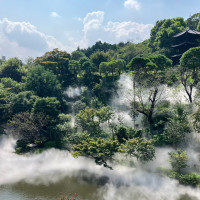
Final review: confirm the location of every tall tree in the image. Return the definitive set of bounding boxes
[128,55,172,130]
[90,51,111,71]
[180,47,200,103]
[34,48,73,86]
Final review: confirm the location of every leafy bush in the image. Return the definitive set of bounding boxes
[179,173,200,187]
[15,139,30,153]
[168,149,188,173]
[44,141,57,148]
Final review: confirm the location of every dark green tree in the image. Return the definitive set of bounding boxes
[11,91,38,114]
[90,51,111,71]
[0,58,23,81]
[72,137,119,168]
[26,65,62,98]
[34,48,73,86]
[180,47,200,103]
[148,17,187,53]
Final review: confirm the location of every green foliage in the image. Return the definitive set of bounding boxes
[128,54,172,85]
[79,57,89,69]
[82,61,96,74]
[179,173,200,187]
[44,141,57,148]
[34,48,73,86]
[72,100,86,115]
[72,137,119,168]
[15,139,30,153]
[89,97,103,109]
[100,59,125,77]
[180,47,200,70]
[71,50,85,61]
[99,62,109,76]
[75,106,113,136]
[11,91,38,114]
[75,107,101,135]
[117,42,152,64]
[1,77,24,93]
[115,126,128,143]
[69,60,80,78]
[149,54,172,71]
[148,17,187,51]
[56,113,73,138]
[169,149,188,173]
[0,58,23,81]
[9,112,47,143]
[90,51,111,70]
[179,47,200,102]
[192,103,200,133]
[153,103,190,147]
[80,41,117,57]
[32,97,61,120]
[26,65,62,98]
[120,138,155,162]
[0,84,13,125]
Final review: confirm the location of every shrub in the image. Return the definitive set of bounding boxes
[179,173,200,187]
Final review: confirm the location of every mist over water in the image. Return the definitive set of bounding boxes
[1,135,200,200]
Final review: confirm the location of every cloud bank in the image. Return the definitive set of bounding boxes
[74,11,153,49]
[0,12,153,59]
[0,18,65,59]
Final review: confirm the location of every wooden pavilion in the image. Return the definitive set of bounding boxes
[171,29,200,64]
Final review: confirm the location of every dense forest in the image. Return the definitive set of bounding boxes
[1,12,200,191]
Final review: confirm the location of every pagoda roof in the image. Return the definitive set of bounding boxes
[171,41,198,48]
[173,29,200,38]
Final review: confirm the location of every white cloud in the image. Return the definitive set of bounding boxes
[83,11,104,34]
[124,0,140,10]
[73,11,153,49]
[0,18,65,59]
[105,21,153,43]
[51,12,60,18]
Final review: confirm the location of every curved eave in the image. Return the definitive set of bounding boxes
[173,29,200,38]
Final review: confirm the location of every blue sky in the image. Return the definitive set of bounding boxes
[0,0,199,59]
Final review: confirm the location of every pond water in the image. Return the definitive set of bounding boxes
[1,135,200,200]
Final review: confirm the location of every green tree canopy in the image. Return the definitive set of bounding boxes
[180,47,200,103]
[71,51,85,61]
[90,51,111,70]
[120,138,155,162]
[0,58,23,81]
[34,48,73,86]
[148,17,187,51]
[32,97,61,120]
[11,91,38,114]
[72,137,119,168]
[26,65,62,98]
